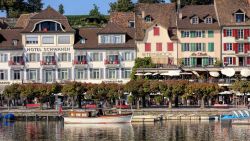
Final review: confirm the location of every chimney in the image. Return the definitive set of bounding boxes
[179,12,182,19]
[177,0,181,13]
[141,11,145,18]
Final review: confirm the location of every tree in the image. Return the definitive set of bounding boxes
[89,4,101,17]
[3,84,21,110]
[170,0,213,7]
[27,0,43,13]
[232,80,250,106]
[131,57,156,80]
[138,0,165,3]
[109,0,134,12]
[58,4,64,15]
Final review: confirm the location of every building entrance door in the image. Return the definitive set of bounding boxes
[239,57,244,66]
[197,58,202,67]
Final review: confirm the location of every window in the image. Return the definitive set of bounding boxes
[183,58,190,66]
[113,35,122,43]
[235,13,245,23]
[181,31,189,38]
[156,43,162,51]
[226,29,232,36]
[190,31,204,38]
[80,38,85,44]
[208,30,214,38]
[42,36,54,44]
[145,43,151,52]
[181,43,189,51]
[191,17,199,24]
[128,21,135,28]
[0,54,8,62]
[153,27,160,36]
[13,56,23,63]
[195,31,202,37]
[58,36,70,44]
[107,69,116,79]
[43,55,55,64]
[0,70,7,80]
[123,52,134,61]
[28,70,37,81]
[58,53,70,62]
[58,69,68,80]
[238,43,244,53]
[205,17,213,24]
[196,43,202,51]
[13,70,20,80]
[208,58,214,65]
[35,21,62,32]
[208,43,214,52]
[101,35,109,43]
[226,43,233,51]
[237,29,244,39]
[100,35,123,44]
[45,70,53,82]
[92,69,100,79]
[12,40,18,46]
[167,42,173,51]
[26,36,38,44]
[123,69,131,79]
[76,69,87,79]
[90,53,102,61]
[76,55,86,62]
[28,53,39,62]
[145,16,152,23]
[227,57,233,65]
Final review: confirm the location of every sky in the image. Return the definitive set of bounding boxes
[0,0,170,17]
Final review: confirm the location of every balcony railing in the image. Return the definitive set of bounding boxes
[40,60,57,65]
[104,59,119,65]
[8,60,25,66]
[73,60,87,65]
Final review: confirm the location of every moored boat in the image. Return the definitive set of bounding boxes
[64,110,133,124]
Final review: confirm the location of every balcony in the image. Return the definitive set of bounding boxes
[104,59,120,68]
[235,37,249,43]
[73,60,88,68]
[40,60,57,68]
[8,60,25,69]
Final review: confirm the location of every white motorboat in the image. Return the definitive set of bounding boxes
[64,110,133,124]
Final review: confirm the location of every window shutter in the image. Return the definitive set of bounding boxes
[131,52,135,60]
[181,31,185,38]
[203,43,206,51]
[121,68,125,79]
[156,43,162,51]
[145,43,151,52]
[233,29,238,37]
[68,68,71,80]
[26,54,30,62]
[224,57,227,65]
[244,29,249,39]
[105,68,108,79]
[181,43,185,52]
[224,43,227,51]
[223,29,227,37]
[245,43,249,53]
[4,70,8,80]
[58,69,61,80]
[68,53,71,62]
[99,53,103,61]
[190,31,195,38]
[153,27,160,36]
[89,68,93,79]
[202,31,205,38]
[89,53,93,61]
[10,70,13,80]
[100,69,104,79]
[42,69,45,83]
[191,43,195,51]
[58,53,61,62]
[233,43,238,53]
[37,69,40,81]
[36,54,40,62]
[20,70,24,80]
[84,69,88,79]
[167,42,173,51]
[233,57,236,65]
[4,54,8,62]
[26,69,30,80]
[247,57,250,65]
[116,68,119,79]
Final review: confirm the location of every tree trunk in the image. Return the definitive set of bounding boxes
[174,96,178,107]
[71,96,74,110]
[136,98,140,109]
[77,95,82,108]
[200,97,205,109]
[142,96,146,108]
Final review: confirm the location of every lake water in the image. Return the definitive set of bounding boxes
[0,120,250,141]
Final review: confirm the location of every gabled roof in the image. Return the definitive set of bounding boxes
[0,29,23,50]
[15,13,37,28]
[31,7,66,19]
[110,12,135,28]
[177,5,219,29]
[215,0,250,26]
[134,3,176,41]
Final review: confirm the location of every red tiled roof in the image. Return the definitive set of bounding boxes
[0,29,23,50]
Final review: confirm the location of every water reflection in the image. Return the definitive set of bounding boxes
[0,120,250,141]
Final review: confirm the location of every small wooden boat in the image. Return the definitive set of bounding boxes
[232,119,250,125]
[64,110,133,124]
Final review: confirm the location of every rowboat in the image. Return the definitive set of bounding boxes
[64,110,133,124]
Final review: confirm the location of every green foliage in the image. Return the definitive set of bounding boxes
[131,57,156,80]
[3,83,21,99]
[89,4,101,17]
[58,4,64,15]
[232,80,250,94]
[109,0,134,12]
[66,15,108,28]
[138,0,165,3]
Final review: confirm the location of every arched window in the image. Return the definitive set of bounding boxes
[34,21,64,32]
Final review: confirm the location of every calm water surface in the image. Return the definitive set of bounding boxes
[0,120,250,141]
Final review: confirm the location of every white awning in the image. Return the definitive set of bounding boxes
[219,91,233,95]
[180,72,193,75]
[241,69,250,77]
[209,71,220,77]
[221,68,235,77]
[167,70,181,76]
[160,72,169,76]
[144,73,152,76]
[192,71,200,77]
[135,73,144,76]
[152,73,159,76]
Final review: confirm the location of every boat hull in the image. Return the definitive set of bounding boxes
[64,114,133,124]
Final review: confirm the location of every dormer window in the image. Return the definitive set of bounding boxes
[80,38,85,44]
[205,17,213,24]
[235,13,245,23]
[191,17,199,24]
[128,21,135,28]
[12,40,18,46]
[145,15,152,23]
[34,21,63,32]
